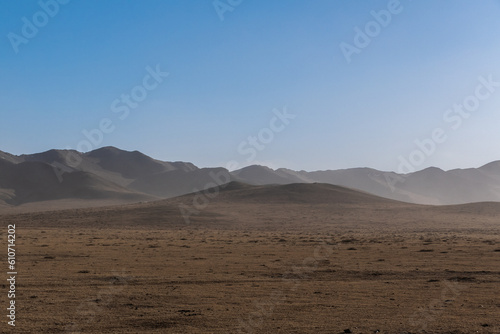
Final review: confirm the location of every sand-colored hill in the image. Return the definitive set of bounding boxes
[12,181,498,232]
[201,181,402,205]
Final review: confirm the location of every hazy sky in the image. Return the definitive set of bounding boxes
[1,0,500,172]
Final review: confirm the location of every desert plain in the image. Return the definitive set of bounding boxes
[2,182,500,333]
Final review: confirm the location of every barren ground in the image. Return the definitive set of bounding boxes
[1,190,499,333]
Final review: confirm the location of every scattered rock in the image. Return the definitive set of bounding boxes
[449,276,475,282]
[177,309,200,316]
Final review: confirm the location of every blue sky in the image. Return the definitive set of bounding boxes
[1,0,500,172]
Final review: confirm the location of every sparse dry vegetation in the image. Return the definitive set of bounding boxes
[2,183,499,333]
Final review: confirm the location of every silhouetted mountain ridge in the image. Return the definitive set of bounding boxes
[1,146,499,208]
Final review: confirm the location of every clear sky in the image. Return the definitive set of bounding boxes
[1,0,500,172]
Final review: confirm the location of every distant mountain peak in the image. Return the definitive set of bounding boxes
[86,146,126,156]
[479,160,500,169]
[1,147,500,207]
[238,165,274,171]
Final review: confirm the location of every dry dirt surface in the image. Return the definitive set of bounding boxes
[1,183,500,333]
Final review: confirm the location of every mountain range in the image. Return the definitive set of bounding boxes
[1,146,499,209]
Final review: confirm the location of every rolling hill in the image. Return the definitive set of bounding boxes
[230,164,500,205]
[1,146,500,209]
